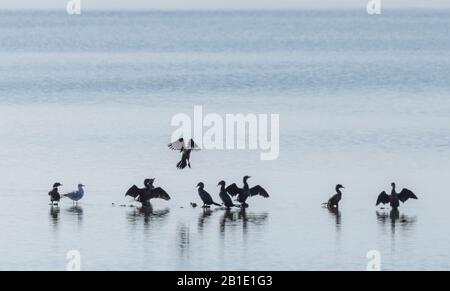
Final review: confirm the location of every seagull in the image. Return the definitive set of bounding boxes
[226,176,269,208]
[168,138,200,169]
[125,178,170,207]
[48,182,62,206]
[196,182,221,208]
[63,184,85,205]
[376,183,418,210]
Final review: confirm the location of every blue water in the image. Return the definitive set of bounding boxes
[1,10,450,270]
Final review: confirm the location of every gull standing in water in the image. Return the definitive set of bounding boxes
[63,184,85,205]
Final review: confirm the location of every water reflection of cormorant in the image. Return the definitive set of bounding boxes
[219,208,269,234]
[327,206,341,225]
[127,205,170,224]
[376,209,417,235]
[49,206,60,225]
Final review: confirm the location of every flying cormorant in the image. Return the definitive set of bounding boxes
[225,176,269,208]
[323,184,345,209]
[125,178,171,207]
[217,181,238,209]
[48,182,62,206]
[196,182,221,208]
[376,183,418,209]
[168,138,200,169]
[63,184,85,205]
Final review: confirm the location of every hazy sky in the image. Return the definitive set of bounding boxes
[1,0,449,10]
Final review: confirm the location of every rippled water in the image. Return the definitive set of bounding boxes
[1,10,450,270]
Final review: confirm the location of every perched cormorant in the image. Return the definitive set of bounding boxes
[63,184,85,205]
[125,178,171,207]
[376,183,418,209]
[168,138,200,169]
[226,176,269,208]
[323,184,345,209]
[48,182,62,206]
[196,182,221,208]
[217,181,238,209]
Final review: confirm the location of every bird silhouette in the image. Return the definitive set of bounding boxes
[125,178,170,207]
[323,184,345,209]
[48,182,62,206]
[217,181,238,209]
[196,182,221,208]
[376,183,418,210]
[168,138,200,169]
[226,176,269,208]
[63,184,85,205]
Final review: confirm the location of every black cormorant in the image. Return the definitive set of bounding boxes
[196,182,221,208]
[126,178,171,207]
[48,182,62,205]
[217,181,238,209]
[168,138,200,169]
[376,183,418,209]
[323,184,345,209]
[226,176,269,208]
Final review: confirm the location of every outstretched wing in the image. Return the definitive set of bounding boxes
[250,185,269,198]
[151,187,171,200]
[168,138,200,151]
[376,191,390,206]
[168,138,185,151]
[398,188,418,203]
[125,185,143,198]
[226,183,243,197]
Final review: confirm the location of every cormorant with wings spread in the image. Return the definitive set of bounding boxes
[376,183,418,209]
[226,176,269,208]
[126,178,171,207]
[168,138,200,169]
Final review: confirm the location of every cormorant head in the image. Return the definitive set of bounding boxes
[196,182,204,188]
[243,176,251,182]
[53,182,62,188]
[78,184,85,188]
[336,184,344,190]
[391,182,396,188]
[144,178,155,186]
[217,181,226,187]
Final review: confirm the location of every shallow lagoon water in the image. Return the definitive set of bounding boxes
[1,10,450,270]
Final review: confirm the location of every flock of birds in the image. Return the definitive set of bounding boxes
[47,138,419,212]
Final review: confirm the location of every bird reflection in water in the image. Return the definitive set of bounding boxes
[376,209,417,234]
[219,208,268,235]
[197,208,216,233]
[127,204,170,225]
[49,206,60,226]
[65,205,84,226]
[327,206,341,226]
[177,223,190,259]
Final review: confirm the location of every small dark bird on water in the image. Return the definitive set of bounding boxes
[168,138,200,169]
[190,202,197,208]
[126,178,171,207]
[48,182,62,206]
[376,183,418,210]
[322,184,345,209]
[226,176,269,208]
[217,181,238,209]
[196,182,221,208]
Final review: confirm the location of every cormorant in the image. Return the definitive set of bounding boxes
[48,182,62,206]
[226,176,269,208]
[125,178,171,207]
[376,183,418,209]
[323,184,345,209]
[63,184,85,205]
[217,181,238,209]
[168,138,200,169]
[196,182,221,208]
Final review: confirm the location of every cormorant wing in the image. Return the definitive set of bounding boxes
[168,138,185,151]
[398,188,418,203]
[226,183,243,197]
[125,185,143,198]
[376,191,390,205]
[187,138,200,151]
[151,187,171,201]
[250,185,269,198]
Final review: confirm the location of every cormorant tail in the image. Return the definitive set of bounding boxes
[177,159,187,169]
[213,202,221,206]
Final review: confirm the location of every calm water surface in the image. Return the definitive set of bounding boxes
[1,10,450,270]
